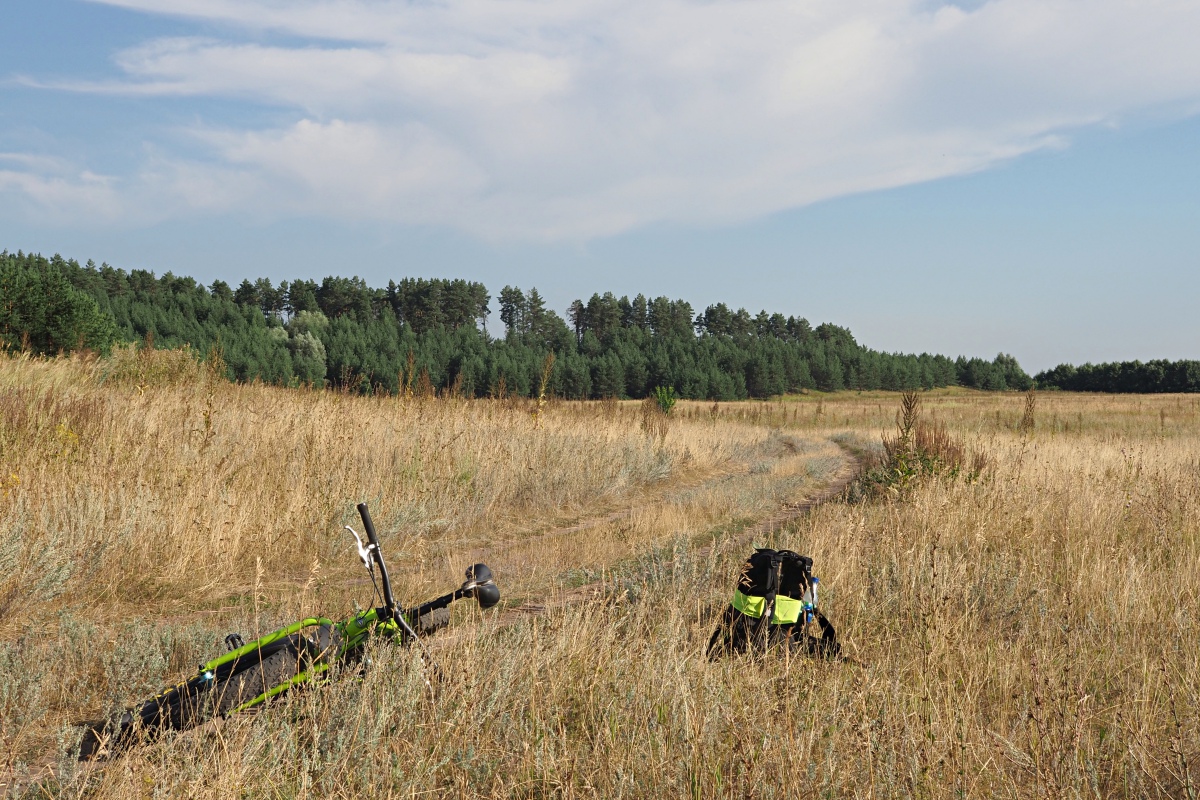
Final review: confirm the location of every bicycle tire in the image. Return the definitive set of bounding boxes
[416,606,451,636]
[82,609,450,758]
[213,640,306,716]
[79,680,208,760]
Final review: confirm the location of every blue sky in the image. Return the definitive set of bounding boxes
[3,0,1199,373]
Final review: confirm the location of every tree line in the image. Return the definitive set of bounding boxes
[1,249,1033,398]
[1035,360,1200,393]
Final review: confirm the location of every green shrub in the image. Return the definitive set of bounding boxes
[852,391,988,500]
[652,385,677,415]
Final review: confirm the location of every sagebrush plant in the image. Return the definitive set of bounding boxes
[2,353,1198,798]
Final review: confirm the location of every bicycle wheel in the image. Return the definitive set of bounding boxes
[213,637,307,716]
[79,680,208,760]
[416,606,451,636]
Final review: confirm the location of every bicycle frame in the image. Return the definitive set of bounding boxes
[203,502,465,714]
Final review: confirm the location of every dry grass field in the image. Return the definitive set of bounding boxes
[1,348,1197,798]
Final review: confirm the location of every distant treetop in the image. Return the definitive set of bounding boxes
[1,248,1034,399]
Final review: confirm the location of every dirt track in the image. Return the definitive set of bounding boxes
[456,439,860,629]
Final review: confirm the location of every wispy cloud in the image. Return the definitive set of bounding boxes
[11,0,1200,238]
[0,153,123,224]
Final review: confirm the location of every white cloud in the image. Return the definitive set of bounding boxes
[0,154,123,224]
[14,0,1200,238]
[199,119,488,220]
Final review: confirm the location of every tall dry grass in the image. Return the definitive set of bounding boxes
[0,349,799,612]
[0,349,843,787]
[3,358,1198,798]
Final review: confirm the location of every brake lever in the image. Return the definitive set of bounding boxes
[344,525,376,572]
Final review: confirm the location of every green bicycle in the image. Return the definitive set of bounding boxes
[81,503,499,758]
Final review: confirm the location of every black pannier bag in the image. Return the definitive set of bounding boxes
[707,548,840,659]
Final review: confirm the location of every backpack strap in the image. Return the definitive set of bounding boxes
[754,551,783,646]
[810,608,840,659]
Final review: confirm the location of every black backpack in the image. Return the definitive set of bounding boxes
[707,548,839,659]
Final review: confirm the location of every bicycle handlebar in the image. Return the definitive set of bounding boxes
[408,590,458,620]
[356,503,397,616]
[355,502,445,684]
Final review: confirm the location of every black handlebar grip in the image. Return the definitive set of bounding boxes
[357,503,380,548]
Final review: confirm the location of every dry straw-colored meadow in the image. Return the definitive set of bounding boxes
[1,347,1197,799]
